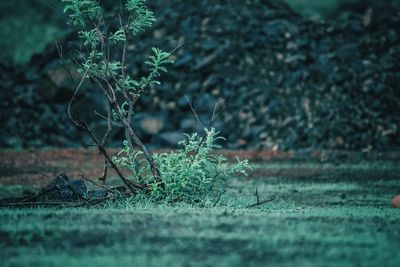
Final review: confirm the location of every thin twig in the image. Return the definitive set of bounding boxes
[169,41,189,55]
[244,187,275,208]
[256,187,260,204]
[185,94,205,129]
[210,97,221,123]
[41,172,53,179]
[94,110,123,127]
[245,195,276,208]
[79,174,113,193]
[99,158,108,185]
[18,187,58,204]
[100,102,113,146]
[212,189,226,207]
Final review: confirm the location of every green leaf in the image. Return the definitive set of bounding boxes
[62,0,102,27]
[110,28,126,43]
[125,0,156,35]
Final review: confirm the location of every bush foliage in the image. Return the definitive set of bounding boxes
[114,128,250,205]
[61,0,250,204]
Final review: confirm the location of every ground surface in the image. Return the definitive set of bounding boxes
[0,149,399,267]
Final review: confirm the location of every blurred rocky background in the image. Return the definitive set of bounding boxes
[0,0,399,151]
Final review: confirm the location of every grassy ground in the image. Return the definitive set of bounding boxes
[1,160,399,267]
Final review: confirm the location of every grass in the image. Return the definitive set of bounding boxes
[0,160,399,267]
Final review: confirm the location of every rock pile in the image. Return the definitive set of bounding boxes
[1,0,399,150]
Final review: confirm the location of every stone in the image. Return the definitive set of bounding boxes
[38,64,82,103]
[41,174,88,202]
[139,115,165,135]
[174,54,193,67]
[203,74,219,89]
[391,194,400,208]
[1,0,400,151]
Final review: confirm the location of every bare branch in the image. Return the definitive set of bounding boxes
[256,187,260,204]
[210,98,222,126]
[101,103,113,146]
[94,110,123,127]
[245,189,275,208]
[169,41,189,55]
[185,94,205,129]
[79,174,113,192]
[99,159,108,185]
[245,198,275,208]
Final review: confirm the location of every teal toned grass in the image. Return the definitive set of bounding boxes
[1,161,399,267]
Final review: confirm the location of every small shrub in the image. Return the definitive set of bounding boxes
[113,128,251,205]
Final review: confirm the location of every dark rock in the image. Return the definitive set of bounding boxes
[38,64,80,103]
[41,174,87,202]
[337,43,359,60]
[174,53,193,67]
[87,188,109,199]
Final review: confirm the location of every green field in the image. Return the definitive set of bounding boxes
[1,161,399,267]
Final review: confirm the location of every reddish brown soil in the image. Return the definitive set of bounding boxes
[0,149,108,186]
[0,148,399,186]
